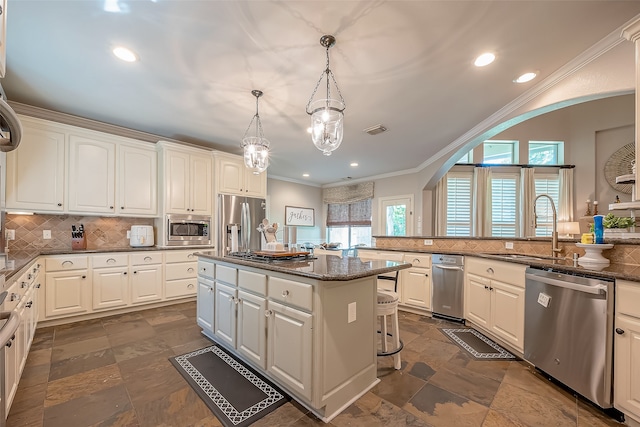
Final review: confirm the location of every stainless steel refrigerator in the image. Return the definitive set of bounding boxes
[218,194,267,256]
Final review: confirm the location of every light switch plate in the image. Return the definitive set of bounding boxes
[505,242,514,249]
[6,229,15,240]
[423,239,433,246]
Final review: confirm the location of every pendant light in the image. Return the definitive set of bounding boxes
[305,35,346,156]
[241,90,270,174]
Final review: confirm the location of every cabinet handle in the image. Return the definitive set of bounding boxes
[21,281,27,288]
[36,283,41,289]
[413,258,420,264]
[6,335,15,348]
[187,268,194,273]
[62,260,74,267]
[188,254,194,259]
[10,293,19,302]
[489,287,493,291]
[208,287,213,293]
[26,301,33,308]
[264,309,273,317]
[27,273,33,280]
[187,283,194,289]
[616,328,625,335]
[486,268,494,274]
[282,290,290,298]
[107,258,116,264]
[57,203,62,207]
[484,285,489,290]
[144,256,152,262]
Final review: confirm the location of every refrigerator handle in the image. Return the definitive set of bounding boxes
[241,202,250,251]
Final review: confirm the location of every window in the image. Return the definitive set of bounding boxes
[483,141,517,164]
[529,141,564,165]
[533,174,560,236]
[379,196,413,236]
[445,172,472,236]
[456,150,473,164]
[326,199,372,248]
[491,174,519,237]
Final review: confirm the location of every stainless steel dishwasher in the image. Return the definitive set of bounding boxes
[524,267,615,409]
[431,254,465,322]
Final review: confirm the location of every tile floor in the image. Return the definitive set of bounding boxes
[6,302,626,427]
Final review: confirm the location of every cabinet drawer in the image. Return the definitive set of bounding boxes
[92,253,128,269]
[165,262,198,281]
[130,252,163,266]
[216,264,237,286]
[404,253,431,268]
[238,270,266,295]
[616,280,640,318]
[46,256,89,271]
[268,277,312,311]
[165,278,197,299]
[358,250,404,262]
[165,250,199,264]
[466,257,526,288]
[198,260,214,279]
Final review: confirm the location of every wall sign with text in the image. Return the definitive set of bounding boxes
[285,206,315,226]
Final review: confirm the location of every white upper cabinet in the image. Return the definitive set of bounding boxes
[117,144,157,216]
[159,143,212,215]
[6,116,66,212]
[68,134,116,214]
[6,116,158,216]
[215,153,266,198]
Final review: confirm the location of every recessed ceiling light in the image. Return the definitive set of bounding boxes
[514,72,537,83]
[302,173,310,177]
[350,162,358,167]
[113,46,138,62]
[474,52,495,67]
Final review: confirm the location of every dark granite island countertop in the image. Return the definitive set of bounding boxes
[194,251,411,281]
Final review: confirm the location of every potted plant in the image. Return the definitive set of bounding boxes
[603,213,635,235]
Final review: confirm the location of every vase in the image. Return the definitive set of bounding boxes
[593,215,604,244]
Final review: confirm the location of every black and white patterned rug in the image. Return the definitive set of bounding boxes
[440,328,516,360]
[170,344,289,427]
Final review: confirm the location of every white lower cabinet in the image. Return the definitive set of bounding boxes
[614,280,640,424]
[130,253,163,304]
[92,254,130,310]
[164,250,198,299]
[237,290,267,369]
[45,255,91,318]
[214,282,237,347]
[197,277,215,336]
[464,257,526,352]
[401,254,431,310]
[266,300,313,400]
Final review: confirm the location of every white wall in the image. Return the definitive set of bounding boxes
[266,179,324,245]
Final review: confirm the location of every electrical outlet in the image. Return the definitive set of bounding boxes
[505,241,514,249]
[43,230,52,239]
[348,302,357,323]
[6,229,15,240]
[423,239,433,245]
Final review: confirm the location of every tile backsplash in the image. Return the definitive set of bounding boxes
[5,214,154,251]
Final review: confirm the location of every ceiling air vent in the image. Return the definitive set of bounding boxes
[363,124,387,136]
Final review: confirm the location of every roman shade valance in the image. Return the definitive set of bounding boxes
[322,181,374,204]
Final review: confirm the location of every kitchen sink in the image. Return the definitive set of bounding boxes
[489,254,555,261]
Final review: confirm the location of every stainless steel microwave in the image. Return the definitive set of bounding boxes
[166,214,211,246]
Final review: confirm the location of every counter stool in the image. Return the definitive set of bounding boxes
[377,272,403,370]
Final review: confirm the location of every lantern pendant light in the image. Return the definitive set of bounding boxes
[305,35,346,156]
[240,90,270,174]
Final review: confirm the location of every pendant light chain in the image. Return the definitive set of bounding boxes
[305,38,346,114]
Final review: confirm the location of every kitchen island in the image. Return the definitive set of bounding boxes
[195,251,411,422]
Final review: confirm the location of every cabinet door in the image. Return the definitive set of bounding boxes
[118,144,157,216]
[190,154,212,215]
[92,267,129,310]
[68,135,116,213]
[238,290,267,369]
[465,273,491,328]
[6,122,65,211]
[267,300,312,401]
[130,266,163,304]
[614,314,640,419]
[217,157,244,194]
[244,170,266,197]
[164,150,190,214]
[4,322,17,415]
[197,277,215,335]
[45,270,91,317]
[490,279,524,351]
[214,282,237,348]
[401,268,431,309]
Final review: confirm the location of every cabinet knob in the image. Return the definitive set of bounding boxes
[484,285,489,290]
[187,267,194,273]
[282,290,290,298]
[57,203,62,207]
[489,287,493,291]
[424,273,429,277]
[616,328,625,335]
[82,275,86,279]
[121,207,124,209]
[413,258,420,264]
[26,301,33,308]
[187,283,194,289]
[123,271,127,275]
[110,206,114,209]
[133,271,138,274]
[264,309,273,317]
[486,268,494,274]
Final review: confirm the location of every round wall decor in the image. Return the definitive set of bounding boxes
[604,142,635,194]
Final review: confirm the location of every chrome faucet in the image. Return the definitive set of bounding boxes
[534,194,561,257]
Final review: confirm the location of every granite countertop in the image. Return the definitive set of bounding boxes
[358,247,640,281]
[196,251,412,281]
[1,246,213,281]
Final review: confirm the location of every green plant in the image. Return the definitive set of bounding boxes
[602,213,635,229]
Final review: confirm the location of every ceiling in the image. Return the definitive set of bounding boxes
[4,1,640,186]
